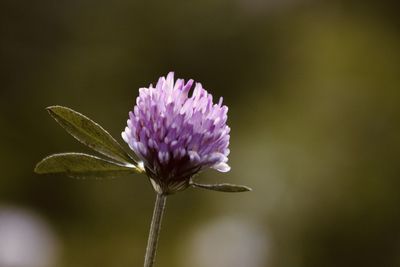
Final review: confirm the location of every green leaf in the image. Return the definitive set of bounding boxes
[34,153,142,179]
[191,182,252,193]
[46,105,135,164]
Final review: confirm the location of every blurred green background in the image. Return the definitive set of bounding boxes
[1,0,399,266]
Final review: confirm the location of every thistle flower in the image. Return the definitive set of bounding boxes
[122,72,231,194]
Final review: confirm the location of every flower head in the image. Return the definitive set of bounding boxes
[122,72,230,194]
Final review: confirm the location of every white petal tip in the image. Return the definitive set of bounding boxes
[121,132,128,143]
[212,162,231,172]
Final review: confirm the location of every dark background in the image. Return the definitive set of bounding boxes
[1,1,399,267]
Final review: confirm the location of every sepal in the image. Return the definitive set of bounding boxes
[190,182,252,193]
[34,152,143,179]
[47,106,135,164]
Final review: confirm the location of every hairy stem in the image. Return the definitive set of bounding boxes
[144,193,167,267]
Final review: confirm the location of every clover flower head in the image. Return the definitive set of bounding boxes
[122,72,230,194]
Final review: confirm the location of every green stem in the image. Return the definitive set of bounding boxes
[144,193,167,267]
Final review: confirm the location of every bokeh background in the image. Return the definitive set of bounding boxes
[1,0,399,266]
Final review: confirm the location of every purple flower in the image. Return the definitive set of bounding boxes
[122,72,231,194]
